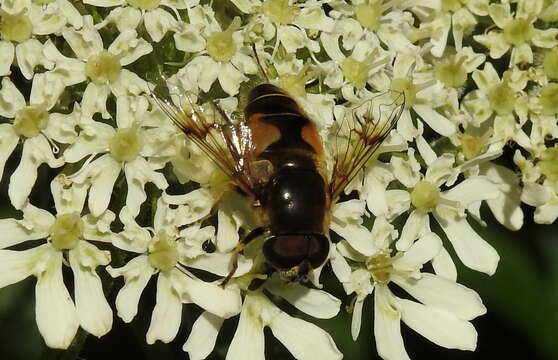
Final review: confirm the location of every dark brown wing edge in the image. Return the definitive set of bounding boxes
[328,91,405,201]
[149,82,257,197]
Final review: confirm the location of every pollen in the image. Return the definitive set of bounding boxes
[148,231,178,272]
[13,105,49,138]
[435,55,468,88]
[539,83,558,115]
[461,134,483,160]
[391,78,417,109]
[0,11,33,43]
[354,1,382,31]
[441,0,462,12]
[366,251,393,284]
[85,50,122,85]
[341,57,370,90]
[50,213,84,250]
[261,0,296,25]
[488,81,515,115]
[411,180,440,211]
[206,17,241,63]
[127,0,161,10]
[503,18,535,46]
[109,127,144,162]
[543,48,558,80]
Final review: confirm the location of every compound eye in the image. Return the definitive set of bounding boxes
[263,235,308,270]
[307,234,329,268]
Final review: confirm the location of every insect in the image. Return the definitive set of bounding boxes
[151,72,404,288]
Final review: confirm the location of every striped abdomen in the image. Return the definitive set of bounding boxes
[245,84,328,235]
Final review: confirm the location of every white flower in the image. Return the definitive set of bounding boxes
[62,95,169,217]
[59,15,152,117]
[0,76,68,209]
[107,199,242,344]
[173,9,257,96]
[185,287,342,360]
[474,0,558,67]
[0,179,115,348]
[333,232,486,359]
[0,0,82,78]
[388,149,502,276]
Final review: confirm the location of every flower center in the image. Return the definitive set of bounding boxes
[85,50,122,85]
[50,213,84,250]
[539,144,558,181]
[503,18,534,46]
[341,57,370,90]
[411,180,440,211]
[441,0,462,12]
[391,78,417,108]
[13,105,49,138]
[127,0,161,10]
[261,0,296,25]
[148,231,178,272]
[543,48,558,80]
[435,56,467,88]
[366,251,393,284]
[0,12,33,43]
[206,17,241,63]
[109,127,144,162]
[539,83,558,115]
[33,0,56,4]
[461,134,483,160]
[354,1,382,30]
[488,81,515,115]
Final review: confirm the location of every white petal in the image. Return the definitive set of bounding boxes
[330,246,352,283]
[414,104,456,136]
[442,176,500,206]
[15,39,53,80]
[0,77,25,118]
[392,273,486,320]
[397,210,429,251]
[266,281,341,319]
[109,29,153,66]
[144,9,178,42]
[107,255,156,323]
[270,311,343,360]
[351,295,365,340]
[173,270,242,318]
[70,242,112,337]
[29,73,65,110]
[124,157,168,218]
[35,249,79,349]
[9,136,64,209]
[86,155,122,217]
[51,175,87,215]
[482,164,523,230]
[183,312,224,360]
[433,212,500,275]
[0,247,48,287]
[146,272,182,344]
[521,181,550,206]
[226,295,266,360]
[374,286,410,360]
[182,253,252,277]
[218,62,246,96]
[81,82,111,120]
[0,41,14,76]
[394,232,442,272]
[398,298,478,350]
[0,124,18,182]
[432,247,457,281]
[216,208,240,253]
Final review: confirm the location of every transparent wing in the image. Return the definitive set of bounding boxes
[150,80,258,197]
[328,91,405,201]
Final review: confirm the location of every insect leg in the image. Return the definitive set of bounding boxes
[220,226,268,287]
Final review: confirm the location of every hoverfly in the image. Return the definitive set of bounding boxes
[151,63,404,288]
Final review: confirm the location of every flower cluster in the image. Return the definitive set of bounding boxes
[0,0,556,359]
